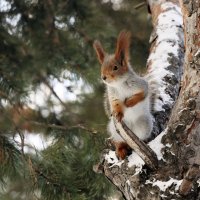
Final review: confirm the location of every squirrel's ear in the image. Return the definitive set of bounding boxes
[93,40,105,64]
[115,30,131,65]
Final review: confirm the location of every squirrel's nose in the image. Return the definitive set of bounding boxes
[102,76,107,80]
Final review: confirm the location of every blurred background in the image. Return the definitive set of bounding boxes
[0,0,152,199]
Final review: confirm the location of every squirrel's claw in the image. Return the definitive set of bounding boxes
[114,111,123,122]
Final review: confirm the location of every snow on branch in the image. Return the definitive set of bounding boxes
[146,2,184,112]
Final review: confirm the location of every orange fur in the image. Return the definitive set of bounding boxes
[101,58,117,81]
[114,141,130,160]
[101,56,129,82]
[124,90,145,107]
[93,31,130,83]
[115,31,131,64]
[111,99,124,122]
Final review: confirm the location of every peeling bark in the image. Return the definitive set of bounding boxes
[95,0,200,199]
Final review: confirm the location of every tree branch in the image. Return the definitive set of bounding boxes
[96,0,189,199]
[114,119,158,170]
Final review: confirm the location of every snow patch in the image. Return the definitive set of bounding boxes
[126,180,135,196]
[148,130,167,160]
[194,49,200,57]
[146,177,183,192]
[160,194,168,198]
[126,180,130,185]
[105,150,124,167]
[128,152,145,175]
[165,143,172,148]
[197,179,200,187]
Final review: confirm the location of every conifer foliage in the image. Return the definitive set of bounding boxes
[0,0,151,199]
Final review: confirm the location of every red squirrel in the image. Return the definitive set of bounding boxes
[93,31,153,160]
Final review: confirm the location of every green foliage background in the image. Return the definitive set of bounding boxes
[0,0,151,199]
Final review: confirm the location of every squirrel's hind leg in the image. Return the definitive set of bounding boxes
[114,142,131,160]
[107,118,132,160]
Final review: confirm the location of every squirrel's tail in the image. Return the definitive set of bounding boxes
[145,74,162,138]
[145,74,159,114]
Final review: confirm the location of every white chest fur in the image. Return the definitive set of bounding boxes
[107,80,153,142]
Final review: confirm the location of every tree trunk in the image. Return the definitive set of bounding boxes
[95,0,200,199]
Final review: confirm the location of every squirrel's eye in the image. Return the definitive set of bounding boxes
[113,66,118,71]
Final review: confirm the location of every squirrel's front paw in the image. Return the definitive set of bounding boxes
[112,99,124,122]
[113,110,123,122]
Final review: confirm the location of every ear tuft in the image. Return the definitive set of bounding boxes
[93,40,105,64]
[115,30,131,65]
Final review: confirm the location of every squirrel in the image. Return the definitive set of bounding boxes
[93,31,153,160]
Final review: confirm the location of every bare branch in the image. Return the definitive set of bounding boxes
[114,119,158,170]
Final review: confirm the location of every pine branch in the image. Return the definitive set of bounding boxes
[17,130,25,156]
[33,167,72,199]
[29,121,98,134]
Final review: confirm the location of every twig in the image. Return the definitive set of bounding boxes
[134,2,146,10]
[18,131,25,156]
[29,121,98,134]
[114,119,158,170]
[28,156,38,184]
[40,76,79,118]
[34,167,70,196]
[41,77,66,107]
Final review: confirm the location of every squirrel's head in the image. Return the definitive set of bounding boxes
[93,31,131,86]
